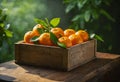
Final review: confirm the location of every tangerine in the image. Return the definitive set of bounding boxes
[32,24,43,36]
[64,29,76,37]
[24,31,34,43]
[69,34,83,45]
[58,36,72,48]
[75,30,89,41]
[50,27,64,38]
[38,33,53,46]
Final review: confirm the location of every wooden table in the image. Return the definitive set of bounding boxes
[0,52,120,82]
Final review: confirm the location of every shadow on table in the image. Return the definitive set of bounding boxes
[0,61,18,69]
[87,65,120,82]
[18,58,118,82]
[0,74,18,82]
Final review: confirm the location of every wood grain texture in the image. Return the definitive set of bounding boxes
[0,52,120,82]
[15,39,96,71]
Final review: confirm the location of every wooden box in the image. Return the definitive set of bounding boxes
[15,39,96,71]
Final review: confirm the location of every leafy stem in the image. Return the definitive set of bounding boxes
[45,18,50,27]
[35,17,61,32]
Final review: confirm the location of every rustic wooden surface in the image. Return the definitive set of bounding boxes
[15,39,96,71]
[0,52,120,82]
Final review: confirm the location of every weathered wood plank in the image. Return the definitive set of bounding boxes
[0,52,120,82]
[15,39,96,71]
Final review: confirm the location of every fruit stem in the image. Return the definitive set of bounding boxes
[45,18,51,32]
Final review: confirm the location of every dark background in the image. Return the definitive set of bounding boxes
[107,0,120,54]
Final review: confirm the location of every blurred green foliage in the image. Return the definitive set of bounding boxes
[0,8,12,47]
[63,0,114,29]
[63,0,116,53]
[0,0,70,63]
[0,0,48,63]
[0,8,13,63]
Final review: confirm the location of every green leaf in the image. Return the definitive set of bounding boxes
[77,2,83,10]
[0,14,7,21]
[90,33,104,42]
[65,3,75,13]
[95,34,104,42]
[57,42,66,48]
[4,30,13,37]
[63,0,70,3]
[90,33,95,39]
[31,36,39,41]
[45,18,50,27]
[31,36,39,44]
[50,32,66,48]
[34,18,47,27]
[80,18,85,29]
[50,32,58,44]
[103,1,111,6]
[95,0,102,5]
[100,9,115,22]
[84,10,90,22]
[33,40,39,44]
[0,23,4,27]
[37,28,44,34]
[0,8,2,15]
[91,9,99,19]
[72,15,81,21]
[77,0,87,10]
[50,18,60,27]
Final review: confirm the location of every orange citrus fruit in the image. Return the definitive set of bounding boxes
[32,24,43,36]
[64,29,76,37]
[24,31,34,43]
[69,34,83,45]
[58,36,72,48]
[38,33,53,46]
[50,27,64,38]
[75,30,89,41]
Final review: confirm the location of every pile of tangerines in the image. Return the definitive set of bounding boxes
[24,24,89,48]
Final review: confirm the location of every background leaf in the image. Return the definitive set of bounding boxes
[91,9,99,19]
[95,0,102,5]
[4,30,13,37]
[100,9,115,22]
[90,33,104,42]
[72,15,81,21]
[84,10,91,22]
[94,34,104,42]
[0,9,2,15]
[65,3,75,13]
